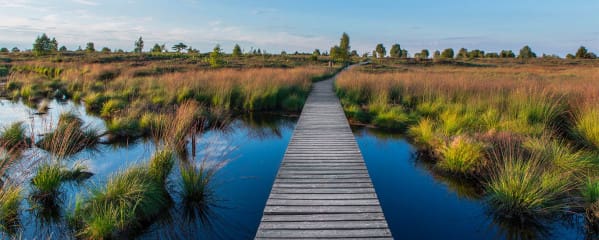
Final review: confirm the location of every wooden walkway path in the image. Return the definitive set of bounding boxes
[255,76,392,239]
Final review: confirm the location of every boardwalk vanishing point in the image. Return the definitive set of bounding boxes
[255,73,392,239]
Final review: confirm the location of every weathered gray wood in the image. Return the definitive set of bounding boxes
[256,76,391,239]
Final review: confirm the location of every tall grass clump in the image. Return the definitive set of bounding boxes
[37,114,99,157]
[72,148,176,238]
[0,122,28,150]
[437,136,486,175]
[574,107,599,150]
[408,118,439,149]
[100,99,126,117]
[0,185,21,231]
[31,163,63,199]
[148,150,175,185]
[486,149,574,219]
[72,164,169,239]
[179,162,216,207]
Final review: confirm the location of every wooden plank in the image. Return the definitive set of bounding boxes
[256,75,391,239]
[255,229,392,238]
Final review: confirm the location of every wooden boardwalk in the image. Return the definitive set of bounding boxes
[255,76,392,239]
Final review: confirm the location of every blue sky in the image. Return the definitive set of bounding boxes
[1,0,597,56]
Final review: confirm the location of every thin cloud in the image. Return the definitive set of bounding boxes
[71,0,99,6]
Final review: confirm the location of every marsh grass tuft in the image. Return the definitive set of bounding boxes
[438,136,486,175]
[0,122,28,150]
[485,148,574,219]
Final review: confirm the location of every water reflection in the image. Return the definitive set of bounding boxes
[1,98,297,239]
[353,126,584,240]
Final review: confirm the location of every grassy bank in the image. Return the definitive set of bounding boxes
[335,63,599,221]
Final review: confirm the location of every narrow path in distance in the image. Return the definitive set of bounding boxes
[255,71,392,239]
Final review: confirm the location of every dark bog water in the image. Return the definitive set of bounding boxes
[353,127,586,240]
[0,99,589,239]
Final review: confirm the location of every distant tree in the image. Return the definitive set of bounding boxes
[116,49,125,53]
[339,32,350,61]
[59,46,67,52]
[566,53,575,59]
[172,42,188,53]
[33,33,57,56]
[440,48,454,59]
[361,53,368,58]
[433,50,441,59]
[350,50,358,57]
[209,44,224,67]
[485,52,499,58]
[414,53,422,59]
[11,47,20,53]
[457,48,468,59]
[0,48,8,53]
[372,50,377,59]
[76,46,83,52]
[187,46,199,54]
[134,36,144,53]
[313,49,321,56]
[232,44,242,57]
[329,46,342,62]
[85,42,95,53]
[518,45,536,59]
[160,44,167,52]
[389,44,401,58]
[151,43,162,53]
[400,49,408,58]
[420,49,430,59]
[101,47,111,53]
[575,46,596,59]
[500,50,515,58]
[281,51,287,56]
[468,49,485,58]
[375,43,386,58]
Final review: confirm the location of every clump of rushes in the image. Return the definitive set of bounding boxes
[372,106,413,131]
[31,163,63,200]
[72,159,170,239]
[524,137,595,176]
[0,122,29,149]
[0,184,22,231]
[574,108,599,150]
[139,113,168,137]
[408,118,439,149]
[163,101,201,149]
[582,178,599,224]
[100,99,126,118]
[106,117,141,140]
[37,113,99,157]
[437,136,485,175]
[179,162,215,207]
[148,150,175,185]
[83,93,107,114]
[486,150,573,220]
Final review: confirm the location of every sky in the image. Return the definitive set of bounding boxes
[1,0,598,56]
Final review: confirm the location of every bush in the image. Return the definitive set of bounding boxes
[281,94,305,112]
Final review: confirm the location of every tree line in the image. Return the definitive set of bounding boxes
[1,33,597,61]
